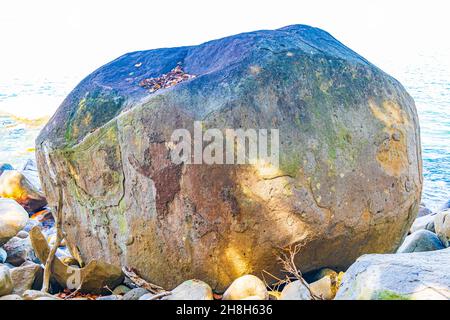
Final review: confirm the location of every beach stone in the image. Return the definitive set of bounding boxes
[0,163,13,177]
[3,236,37,266]
[410,214,436,233]
[0,265,13,296]
[434,209,450,247]
[10,262,43,295]
[22,289,56,300]
[0,248,6,263]
[397,230,445,253]
[0,294,22,300]
[222,275,268,300]
[16,230,29,239]
[162,279,213,300]
[21,159,42,191]
[112,284,131,295]
[279,280,312,300]
[0,170,47,213]
[35,24,422,290]
[122,287,149,300]
[138,292,156,300]
[309,275,337,300]
[96,295,122,300]
[335,248,450,300]
[0,198,29,246]
[417,204,432,217]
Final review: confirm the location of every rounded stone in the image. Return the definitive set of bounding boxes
[434,209,450,247]
[279,280,312,300]
[222,275,268,300]
[35,24,422,290]
[397,230,445,253]
[0,199,29,246]
[0,265,13,297]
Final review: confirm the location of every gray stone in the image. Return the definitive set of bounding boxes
[10,262,43,295]
[3,236,37,266]
[397,230,445,253]
[138,292,156,300]
[0,265,13,297]
[434,209,450,247]
[279,280,312,300]
[410,214,436,233]
[22,289,57,300]
[0,294,22,300]
[96,295,123,300]
[0,198,29,246]
[162,279,213,300]
[417,204,433,218]
[16,230,29,239]
[122,287,149,300]
[335,248,450,300]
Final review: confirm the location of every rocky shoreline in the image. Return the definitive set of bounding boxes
[0,159,449,300]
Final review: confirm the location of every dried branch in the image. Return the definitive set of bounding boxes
[277,244,322,300]
[41,187,64,293]
[122,267,165,294]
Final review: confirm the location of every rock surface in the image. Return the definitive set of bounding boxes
[0,198,29,246]
[0,248,6,263]
[310,275,337,300]
[335,248,450,300]
[434,209,450,247]
[0,170,47,213]
[35,24,422,290]
[10,263,43,295]
[279,280,312,300]
[0,265,13,297]
[397,230,444,253]
[162,279,213,300]
[222,275,268,300]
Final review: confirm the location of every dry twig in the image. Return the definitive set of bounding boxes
[41,188,64,293]
[122,267,165,294]
[277,244,322,300]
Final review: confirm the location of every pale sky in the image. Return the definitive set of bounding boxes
[0,0,449,80]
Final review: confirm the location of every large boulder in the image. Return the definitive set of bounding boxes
[0,199,29,246]
[0,170,47,213]
[35,25,422,290]
[335,248,450,300]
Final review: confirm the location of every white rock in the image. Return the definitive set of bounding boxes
[335,248,450,300]
[310,275,336,300]
[0,199,29,246]
[279,280,312,300]
[162,279,213,300]
[0,294,22,300]
[410,213,436,233]
[222,275,269,300]
[434,209,450,247]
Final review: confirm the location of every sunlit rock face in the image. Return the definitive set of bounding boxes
[35,25,422,290]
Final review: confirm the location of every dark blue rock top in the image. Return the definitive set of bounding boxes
[36,24,396,148]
